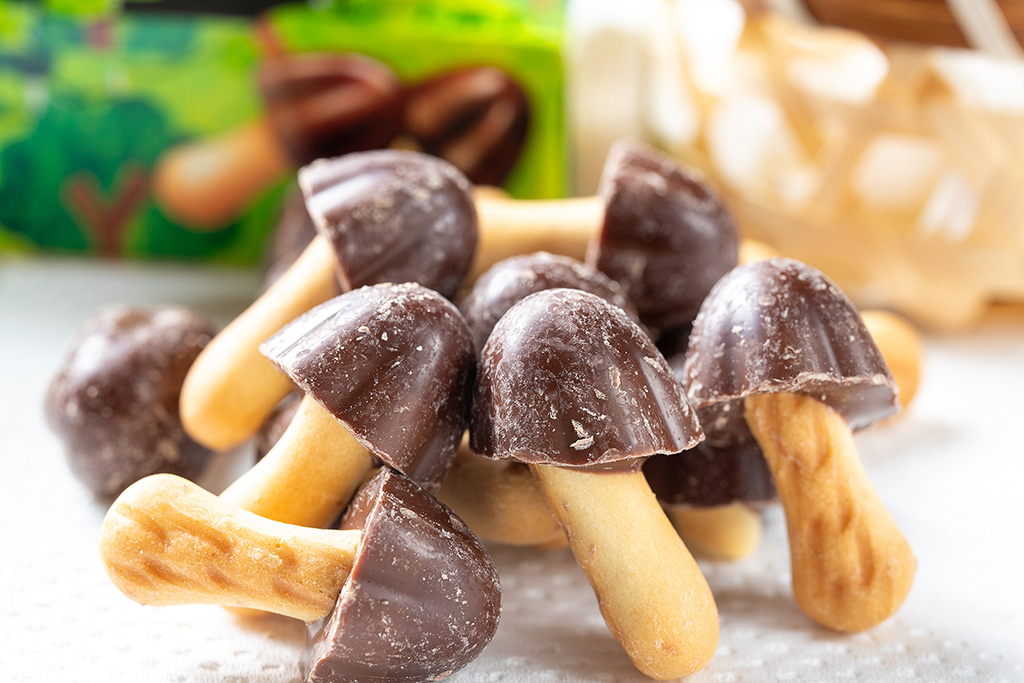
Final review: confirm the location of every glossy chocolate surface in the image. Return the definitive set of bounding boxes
[404,66,530,186]
[459,252,638,355]
[258,53,403,165]
[299,150,478,299]
[684,258,899,431]
[45,306,217,497]
[261,283,474,490]
[305,469,501,683]
[471,289,703,468]
[589,140,739,331]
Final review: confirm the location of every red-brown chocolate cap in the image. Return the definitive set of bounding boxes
[299,150,478,300]
[684,258,899,430]
[260,283,474,490]
[471,289,703,468]
[404,66,530,186]
[459,252,639,355]
[258,53,403,165]
[304,469,501,683]
[588,140,739,331]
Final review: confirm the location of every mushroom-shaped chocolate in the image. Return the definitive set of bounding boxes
[45,305,218,497]
[220,282,474,530]
[459,251,638,354]
[684,258,916,632]
[100,469,500,682]
[180,150,478,452]
[473,139,739,331]
[404,66,531,187]
[153,53,403,229]
[472,289,717,680]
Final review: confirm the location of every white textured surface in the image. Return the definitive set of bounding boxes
[2,257,1023,682]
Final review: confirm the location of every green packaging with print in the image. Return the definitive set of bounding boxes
[0,0,566,263]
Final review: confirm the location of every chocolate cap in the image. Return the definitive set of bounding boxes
[589,140,739,331]
[404,66,530,186]
[45,305,217,497]
[684,258,899,431]
[644,438,776,507]
[304,469,501,683]
[459,252,639,355]
[299,150,478,299]
[258,53,403,165]
[260,283,474,489]
[471,289,703,468]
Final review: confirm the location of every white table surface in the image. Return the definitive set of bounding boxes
[2,256,1022,682]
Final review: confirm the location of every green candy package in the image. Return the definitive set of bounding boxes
[0,0,566,263]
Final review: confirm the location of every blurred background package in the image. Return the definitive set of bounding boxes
[0,0,565,264]
[569,0,1024,329]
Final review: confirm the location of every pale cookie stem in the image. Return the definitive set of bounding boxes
[666,503,763,561]
[744,392,916,633]
[472,195,603,280]
[180,235,337,452]
[153,118,291,229]
[100,474,361,622]
[221,393,375,529]
[437,445,566,547]
[532,465,718,680]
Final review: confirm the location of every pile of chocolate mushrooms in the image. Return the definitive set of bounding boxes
[83,141,922,682]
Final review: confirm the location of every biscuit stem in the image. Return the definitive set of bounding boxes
[532,465,718,680]
[221,394,374,529]
[180,236,337,451]
[744,392,916,632]
[100,474,360,622]
[665,503,763,561]
[437,443,566,547]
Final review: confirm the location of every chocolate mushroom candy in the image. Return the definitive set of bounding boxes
[100,470,500,681]
[471,288,717,680]
[180,150,478,452]
[684,257,916,633]
[45,305,217,497]
[220,283,474,530]
[459,251,638,355]
[153,53,403,229]
[404,66,530,187]
[473,140,738,331]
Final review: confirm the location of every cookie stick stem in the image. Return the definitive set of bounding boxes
[220,394,374,529]
[180,236,337,451]
[100,474,360,621]
[471,195,603,279]
[533,465,718,681]
[665,503,763,561]
[745,392,916,633]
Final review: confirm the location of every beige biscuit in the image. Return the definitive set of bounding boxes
[533,465,719,680]
[745,392,916,632]
[437,444,566,548]
[665,502,764,561]
[99,474,359,622]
